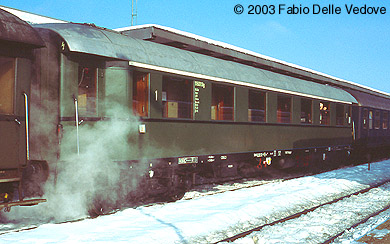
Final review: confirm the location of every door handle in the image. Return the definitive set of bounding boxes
[14,118,21,125]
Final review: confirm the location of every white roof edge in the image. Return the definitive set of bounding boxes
[0,5,67,24]
[115,24,390,97]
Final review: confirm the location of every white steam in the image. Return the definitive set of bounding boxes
[1,103,147,224]
[47,106,141,219]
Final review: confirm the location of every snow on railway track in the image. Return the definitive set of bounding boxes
[223,182,390,243]
[1,160,390,243]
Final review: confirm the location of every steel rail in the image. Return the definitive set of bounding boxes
[214,179,390,243]
[322,203,390,244]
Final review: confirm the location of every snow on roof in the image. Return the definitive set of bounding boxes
[0,5,67,24]
[116,24,390,97]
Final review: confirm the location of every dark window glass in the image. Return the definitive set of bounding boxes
[211,84,234,121]
[319,102,330,125]
[369,110,373,129]
[78,66,97,116]
[336,104,344,126]
[162,77,192,119]
[248,90,266,122]
[383,112,388,130]
[363,109,368,129]
[374,110,381,129]
[0,57,15,115]
[301,99,312,124]
[346,106,352,125]
[277,95,291,123]
[133,72,149,117]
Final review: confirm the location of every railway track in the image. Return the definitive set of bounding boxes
[1,162,387,240]
[0,176,286,235]
[215,179,390,243]
[182,167,331,201]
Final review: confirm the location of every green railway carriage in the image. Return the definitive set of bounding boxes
[30,22,357,198]
[1,9,389,212]
[0,9,47,209]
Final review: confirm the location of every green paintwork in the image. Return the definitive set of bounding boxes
[38,23,357,105]
[55,54,354,162]
[30,23,355,165]
[0,58,30,169]
[139,121,351,159]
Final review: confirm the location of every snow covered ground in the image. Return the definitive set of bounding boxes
[2,160,390,243]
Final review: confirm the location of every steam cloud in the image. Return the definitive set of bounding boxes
[1,101,147,226]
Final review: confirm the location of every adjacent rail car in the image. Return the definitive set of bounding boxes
[346,89,390,161]
[0,9,47,210]
[30,22,358,200]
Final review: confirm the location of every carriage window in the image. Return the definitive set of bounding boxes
[383,112,388,130]
[363,109,368,129]
[277,95,291,123]
[162,77,192,119]
[336,104,344,126]
[133,72,149,117]
[346,106,352,125]
[319,102,330,125]
[369,110,373,129]
[301,99,312,124]
[248,90,265,122]
[78,66,97,116]
[0,57,15,115]
[374,110,381,129]
[211,84,234,121]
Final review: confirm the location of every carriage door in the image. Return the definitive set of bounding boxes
[0,57,24,171]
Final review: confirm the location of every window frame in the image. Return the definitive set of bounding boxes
[369,110,373,130]
[211,83,235,121]
[319,101,330,125]
[162,76,193,119]
[362,108,368,129]
[77,65,98,117]
[383,111,388,130]
[336,104,344,126]
[248,89,266,123]
[346,106,352,125]
[0,57,16,115]
[277,95,291,124]
[300,98,312,124]
[374,110,381,129]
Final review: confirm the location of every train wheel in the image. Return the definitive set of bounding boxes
[88,199,109,218]
[88,197,116,217]
[168,174,191,202]
[238,162,259,178]
[169,190,186,202]
[88,202,104,218]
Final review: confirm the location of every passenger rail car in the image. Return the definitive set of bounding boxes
[347,89,390,160]
[0,9,47,210]
[31,23,358,200]
[1,8,390,210]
